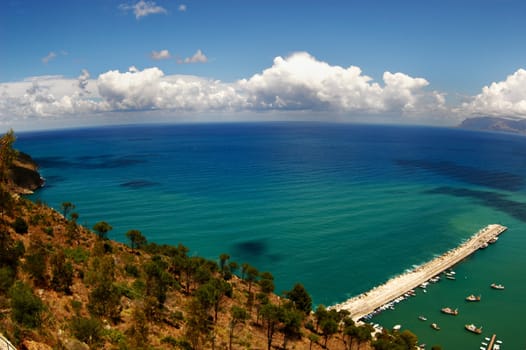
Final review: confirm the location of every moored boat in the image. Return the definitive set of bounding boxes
[430,323,440,330]
[441,307,458,315]
[418,315,427,321]
[465,294,481,302]
[465,323,483,334]
[490,283,505,290]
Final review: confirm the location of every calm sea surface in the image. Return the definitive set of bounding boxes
[19,122,526,349]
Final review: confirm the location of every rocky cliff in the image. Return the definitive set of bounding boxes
[8,151,44,194]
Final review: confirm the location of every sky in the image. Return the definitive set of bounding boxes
[1,0,526,131]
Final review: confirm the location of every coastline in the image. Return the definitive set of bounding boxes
[331,224,507,321]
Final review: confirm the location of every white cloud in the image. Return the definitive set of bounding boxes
[0,52,450,125]
[150,49,171,60]
[41,52,57,64]
[459,68,526,118]
[178,49,208,64]
[239,52,445,115]
[119,0,167,19]
[178,4,187,12]
[0,75,102,120]
[78,69,91,92]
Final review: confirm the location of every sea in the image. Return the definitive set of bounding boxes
[17,122,526,349]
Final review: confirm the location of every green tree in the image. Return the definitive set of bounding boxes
[23,240,47,287]
[280,305,304,349]
[9,281,44,328]
[51,250,74,294]
[144,255,173,308]
[246,265,259,294]
[260,303,281,350]
[320,318,338,347]
[259,271,275,294]
[195,277,231,323]
[12,217,28,234]
[60,201,75,219]
[398,330,418,349]
[126,306,149,349]
[0,129,17,184]
[70,316,103,346]
[219,253,230,273]
[126,229,147,250]
[92,221,112,239]
[229,306,248,350]
[286,283,312,315]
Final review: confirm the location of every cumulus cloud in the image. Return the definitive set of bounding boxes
[459,68,526,118]
[151,49,171,60]
[1,52,450,123]
[178,4,187,12]
[239,52,445,115]
[97,66,244,111]
[178,49,208,64]
[78,69,91,92]
[119,0,167,19]
[41,52,57,64]
[0,75,102,120]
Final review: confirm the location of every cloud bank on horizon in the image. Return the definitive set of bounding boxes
[1,52,525,128]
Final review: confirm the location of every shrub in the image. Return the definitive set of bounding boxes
[125,263,139,277]
[64,247,89,263]
[70,316,103,346]
[12,217,28,234]
[9,281,44,328]
[0,266,15,293]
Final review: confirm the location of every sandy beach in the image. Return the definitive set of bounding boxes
[331,224,507,321]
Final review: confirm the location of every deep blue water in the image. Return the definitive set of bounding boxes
[18,122,526,348]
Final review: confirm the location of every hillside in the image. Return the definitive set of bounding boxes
[459,116,526,134]
[0,130,422,350]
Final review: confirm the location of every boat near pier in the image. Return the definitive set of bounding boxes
[331,224,507,321]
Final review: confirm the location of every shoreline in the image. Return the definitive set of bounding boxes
[331,224,507,321]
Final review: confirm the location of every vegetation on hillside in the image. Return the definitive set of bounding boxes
[0,130,431,350]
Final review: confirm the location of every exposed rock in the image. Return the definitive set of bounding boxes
[22,340,52,350]
[61,338,89,350]
[9,152,44,194]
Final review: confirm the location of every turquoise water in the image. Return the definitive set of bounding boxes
[18,123,526,348]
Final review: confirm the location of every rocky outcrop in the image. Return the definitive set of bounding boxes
[9,152,44,194]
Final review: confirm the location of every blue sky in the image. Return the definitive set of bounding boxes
[1,0,526,130]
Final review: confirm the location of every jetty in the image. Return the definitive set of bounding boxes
[332,224,507,321]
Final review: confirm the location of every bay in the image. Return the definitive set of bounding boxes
[19,122,526,348]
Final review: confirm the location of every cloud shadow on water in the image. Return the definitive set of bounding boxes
[396,159,523,191]
[35,155,146,169]
[427,186,526,223]
[120,180,160,189]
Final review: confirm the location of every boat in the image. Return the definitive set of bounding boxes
[465,323,483,334]
[441,307,459,315]
[465,294,481,302]
[489,236,498,244]
[430,323,440,330]
[446,275,456,280]
[393,324,401,331]
[490,283,505,290]
[418,315,427,321]
[479,242,489,249]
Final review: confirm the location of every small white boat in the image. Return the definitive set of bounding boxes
[418,315,427,321]
[393,324,401,330]
[491,283,505,290]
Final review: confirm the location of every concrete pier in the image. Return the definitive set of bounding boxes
[332,224,507,321]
